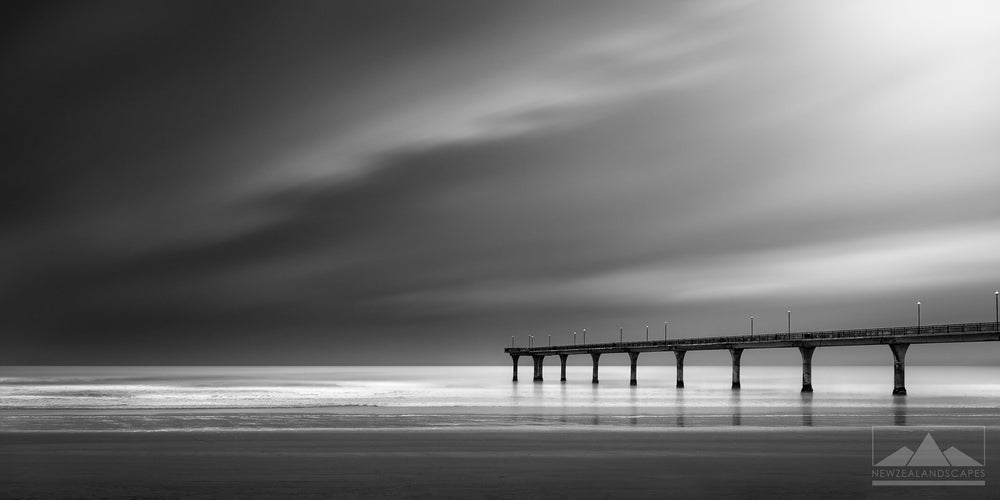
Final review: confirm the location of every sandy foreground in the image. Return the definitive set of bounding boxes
[1,428,997,499]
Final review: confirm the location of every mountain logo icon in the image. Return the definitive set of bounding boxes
[875,433,983,467]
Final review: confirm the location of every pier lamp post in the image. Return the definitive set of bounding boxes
[574,331,577,345]
[583,329,586,344]
[620,327,623,343]
[917,301,921,333]
[995,291,998,329]
[664,321,668,341]
[750,316,754,339]
[646,325,649,342]
[548,334,551,347]
[787,310,791,335]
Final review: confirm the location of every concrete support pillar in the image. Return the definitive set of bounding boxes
[511,354,519,382]
[591,353,601,384]
[674,351,686,388]
[628,351,639,386]
[798,346,815,393]
[890,344,909,395]
[532,355,544,382]
[559,354,569,382]
[730,348,743,389]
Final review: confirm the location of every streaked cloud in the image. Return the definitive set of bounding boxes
[2,0,999,364]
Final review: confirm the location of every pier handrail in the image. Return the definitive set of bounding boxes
[505,321,998,353]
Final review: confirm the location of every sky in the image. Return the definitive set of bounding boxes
[3,0,1000,365]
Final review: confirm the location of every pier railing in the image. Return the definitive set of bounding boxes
[507,321,999,353]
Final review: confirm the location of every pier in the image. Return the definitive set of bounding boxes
[504,321,1000,394]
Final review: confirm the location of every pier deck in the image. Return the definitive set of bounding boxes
[503,321,1000,393]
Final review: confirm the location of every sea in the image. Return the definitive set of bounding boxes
[2,365,999,432]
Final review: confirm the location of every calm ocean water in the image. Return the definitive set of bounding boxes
[2,365,999,431]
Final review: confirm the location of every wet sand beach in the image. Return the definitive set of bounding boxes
[5,367,1000,498]
[3,428,998,499]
